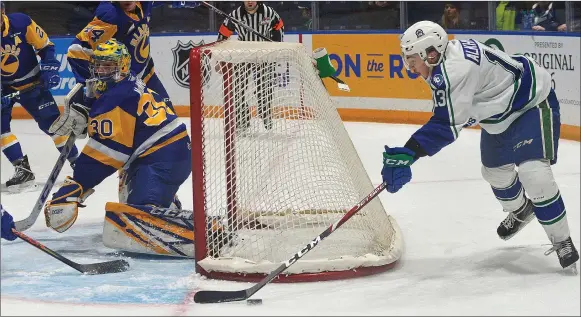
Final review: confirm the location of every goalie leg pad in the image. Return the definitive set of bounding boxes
[103,202,194,257]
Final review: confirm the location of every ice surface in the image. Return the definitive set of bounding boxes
[1,119,579,316]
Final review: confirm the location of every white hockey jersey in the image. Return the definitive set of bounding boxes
[411,39,551,157]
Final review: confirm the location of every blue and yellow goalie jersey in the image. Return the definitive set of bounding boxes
[1,13,58,90]
[72,73,189,190]
[67,1,156,84]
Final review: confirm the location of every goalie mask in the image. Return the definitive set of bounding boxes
[88,39,131,96]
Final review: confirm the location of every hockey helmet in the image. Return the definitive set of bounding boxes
[400,20,448,69]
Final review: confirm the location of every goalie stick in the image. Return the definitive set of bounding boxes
[14,134,76,231]
[193,181,388,304]
[200,1,350,92]
[12,229,130,275]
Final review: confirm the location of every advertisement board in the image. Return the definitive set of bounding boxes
[312,34,438,100]
[49,37,79,97]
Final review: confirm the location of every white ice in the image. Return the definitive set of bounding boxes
[1,119,579,316]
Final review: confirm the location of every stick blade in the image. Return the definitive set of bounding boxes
[194,290,248,304]
[80,259,130,275]
[337,83,350,92]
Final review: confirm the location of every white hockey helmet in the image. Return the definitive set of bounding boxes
[400,21,448,69]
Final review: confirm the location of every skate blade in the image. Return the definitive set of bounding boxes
[564,263,578,276]
[5,181,38,194]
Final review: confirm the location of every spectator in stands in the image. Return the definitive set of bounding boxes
[532,1,567,31]
[496,1,517,30]
[298,5,313,30]
[366,1,399,29]
[439,2,469,30]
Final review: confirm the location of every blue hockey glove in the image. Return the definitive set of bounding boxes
[381,146,415,193]
[170,1,200,8]
[44,177,94,233]
[1,205,17,241]
[39,62,60,90]
[1,94,12,109]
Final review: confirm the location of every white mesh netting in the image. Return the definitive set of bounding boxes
[191,40,403,277]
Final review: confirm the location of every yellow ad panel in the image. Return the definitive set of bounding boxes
[313,34,453,99]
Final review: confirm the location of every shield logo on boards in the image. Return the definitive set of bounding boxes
[171,40,205,88]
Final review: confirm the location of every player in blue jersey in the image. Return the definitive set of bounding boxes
[1,2,79,191]
[66,1,198,101]
[381,21,578,272]
[45,39,197,257]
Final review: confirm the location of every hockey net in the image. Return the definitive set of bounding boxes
[189,39,403,282]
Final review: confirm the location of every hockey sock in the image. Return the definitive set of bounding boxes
[519,159,571,243]
[533,191,570,243]
[52,135,78,161]
[1,132,25,163]
[490,174,526,212]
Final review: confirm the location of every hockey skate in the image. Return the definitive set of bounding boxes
[5,155,36,193]
[497,198,535,240]
[544,237,579,274]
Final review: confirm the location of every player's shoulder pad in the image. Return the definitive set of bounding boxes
[6,13,32,31]
[431,41,476,89]
[94,1,120,25]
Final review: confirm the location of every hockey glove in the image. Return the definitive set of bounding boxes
[381,146,415,193]
[1,93,13,110]
[1,205,17,241]
[39,62,61,90]
[44,177,94,233]
[49,83,90,138]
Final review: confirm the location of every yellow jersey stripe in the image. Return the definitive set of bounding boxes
[138,130,188,158]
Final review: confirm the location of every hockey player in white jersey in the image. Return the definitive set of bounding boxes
[381,21,578,272]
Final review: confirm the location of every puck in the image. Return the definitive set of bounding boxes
[246,299,263,305]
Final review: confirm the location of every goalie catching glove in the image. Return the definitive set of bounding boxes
[48,83,91,139]
[44,177,94,233]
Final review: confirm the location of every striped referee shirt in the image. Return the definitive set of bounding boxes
[217,3,284,42]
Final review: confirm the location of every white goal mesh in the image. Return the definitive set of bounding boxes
[189,40,403,281]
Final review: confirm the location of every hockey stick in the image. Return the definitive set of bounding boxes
[193,181,387,304]
[200,1,350,91]
[14,134,76,231]
[1,84,39,109]
[12,229,130,275]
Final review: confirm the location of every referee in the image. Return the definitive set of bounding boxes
[217,1,284,133]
